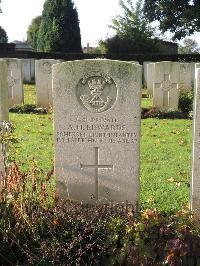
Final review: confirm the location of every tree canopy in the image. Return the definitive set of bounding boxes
[37,0,82,53]
[27,16,42,51]
[99,0,161,54]
[179,38,200,54]
[0,26,8,43]
[143,0,200,40]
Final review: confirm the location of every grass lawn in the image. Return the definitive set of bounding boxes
[141,97,153,109]
[9,84,192,213]
[23,84,36,105]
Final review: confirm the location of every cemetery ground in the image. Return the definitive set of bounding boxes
[2,84,199,264]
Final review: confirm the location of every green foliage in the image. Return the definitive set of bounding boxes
[179,90,193,113]
[100,0,161,54]
[179,38,200,54]
[27,16,42,51]
[143,0,200,40]
[0,26,8,43]
[37,0,82,53]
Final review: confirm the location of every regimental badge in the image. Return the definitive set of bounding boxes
[76,72,118,113]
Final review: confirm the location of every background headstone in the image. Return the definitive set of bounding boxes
[35,59,60,108]
[147,63,155,97]
[22,59,35,83]
[179,63,193,93]
[143,61,151,89]
[191,67,200,217]
[153,61,180,110]
[53,59,142,204]
[7,58,23,107]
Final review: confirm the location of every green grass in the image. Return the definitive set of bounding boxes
[141,97,153,109]
[9,113,54,173]
[23,84,36,105]
[140,118,192,213]
[8,85,193,213]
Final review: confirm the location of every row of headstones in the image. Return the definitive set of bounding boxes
[4,58,61,109]
[1,59,200,216]
[4,58,200,111]
[36,60,200,111]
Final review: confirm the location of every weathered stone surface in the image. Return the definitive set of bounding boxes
[53,59,142,204]
[147,63,155,96]
[143,61,151,89]
[22,59,35,83]
[195,63,200,79]
[191,67,200,217]
[35,59,60,108]
[179,63,193,92]
[153,61,180,110]
[7,58,23,107]
[0,60,9,176]
[0,60,9,121]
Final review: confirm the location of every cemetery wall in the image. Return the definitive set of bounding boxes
[0,50,200,63]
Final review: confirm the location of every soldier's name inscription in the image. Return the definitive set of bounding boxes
[57,116,137,144]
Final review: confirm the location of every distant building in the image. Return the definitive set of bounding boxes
[13,41,33,52]
[159,41,178,55]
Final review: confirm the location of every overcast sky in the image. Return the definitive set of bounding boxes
[0,0,199,47]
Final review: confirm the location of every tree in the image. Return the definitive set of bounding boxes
[0,26,8,43]
[100,0,161,54]
[37,0,82,53]
[27,16,42,51]
[179,38,200,54]
[143,0,200,40]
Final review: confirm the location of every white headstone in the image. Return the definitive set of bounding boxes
[147,63,155,97]
[22,59,35,83]
[0,60,9,176]
[53,59,142,204]
[30,59,35,81]
[153,61,180,110]
[35,59,60,108]
[143,61,151,89]
[179,63,193,93]
[195,63,200,79]
[22,59,31,83]
[191,67,200,217]
[7,59,23,107]
[0,60,9,121]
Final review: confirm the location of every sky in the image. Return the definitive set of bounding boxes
[0,0,122,47]
[0,0,199,48]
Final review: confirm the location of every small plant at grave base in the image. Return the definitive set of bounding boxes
[178,90,193,114]
[9,104,48,114]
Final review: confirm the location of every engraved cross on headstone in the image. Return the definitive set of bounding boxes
[155,74,178,108]
[80,147,114,200]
